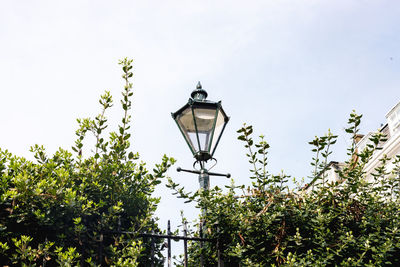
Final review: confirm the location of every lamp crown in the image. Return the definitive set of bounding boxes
[191,81,208,101]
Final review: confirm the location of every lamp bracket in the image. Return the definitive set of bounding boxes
[176,166,231,178]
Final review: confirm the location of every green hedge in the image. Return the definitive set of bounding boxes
[169,112,400,266]
[0,58,174,266]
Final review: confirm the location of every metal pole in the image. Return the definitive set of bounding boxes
[43,237,48,267]
[98,233,103,265]
[184,221,188,267]
[198,168,209,267]
[168,220,171,267]
[198,169,210,191]
[217,238,224,267]
[151,231,155,267]
[200,222,204,267]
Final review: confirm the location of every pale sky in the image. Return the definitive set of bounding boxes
[1,0,400,263]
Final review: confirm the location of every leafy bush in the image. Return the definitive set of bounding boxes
[0,58,175,266]
[169,111,400,266]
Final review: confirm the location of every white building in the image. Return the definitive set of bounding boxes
[357,101,400,182]
[305,100,400,191]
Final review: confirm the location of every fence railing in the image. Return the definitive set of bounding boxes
[102,220,224,267]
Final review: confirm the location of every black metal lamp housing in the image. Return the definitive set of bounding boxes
[172,82,229,162]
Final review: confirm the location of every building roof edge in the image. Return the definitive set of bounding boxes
[385,100,400,118]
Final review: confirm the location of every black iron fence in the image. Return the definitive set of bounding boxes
[101,220,224,267]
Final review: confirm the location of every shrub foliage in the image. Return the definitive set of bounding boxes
[169,111,400,266]
[0,58,174,266]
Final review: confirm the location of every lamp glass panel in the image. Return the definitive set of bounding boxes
[210,109,226,155]
[193,107,217,152]
[176,106,199,153]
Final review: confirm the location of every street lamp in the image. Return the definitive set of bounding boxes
[172,82,230,190]
[172,82,230,267]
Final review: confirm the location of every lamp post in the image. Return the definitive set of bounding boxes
[171,82,231,190]
[172,81,229,267]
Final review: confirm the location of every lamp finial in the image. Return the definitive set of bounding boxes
[191,81,208,100]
